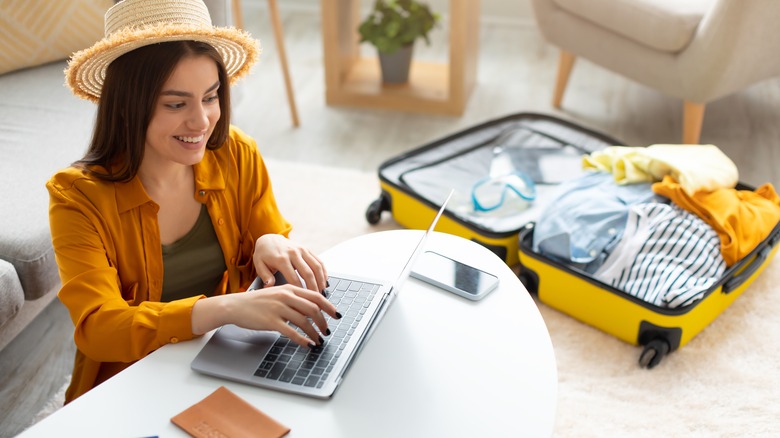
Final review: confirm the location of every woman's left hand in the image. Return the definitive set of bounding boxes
[252,234,328,293]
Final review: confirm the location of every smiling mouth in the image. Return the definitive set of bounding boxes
[175,134,205,143]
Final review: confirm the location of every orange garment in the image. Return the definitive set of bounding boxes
[652,176,780,266]
[46,126,291,403]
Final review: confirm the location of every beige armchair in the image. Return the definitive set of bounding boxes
[530,0,780,144]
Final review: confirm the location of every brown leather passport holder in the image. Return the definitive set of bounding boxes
[171,386,290,438]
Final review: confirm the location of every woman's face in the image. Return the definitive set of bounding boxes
[144,55,221,168]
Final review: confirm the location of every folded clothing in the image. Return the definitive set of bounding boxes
[533,172,663,273]
[594,202,726,308]
[653,176,780,266]
[582,144,738,195]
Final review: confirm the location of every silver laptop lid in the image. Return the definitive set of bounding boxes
[388,189,453,298]
[335,189,454,385]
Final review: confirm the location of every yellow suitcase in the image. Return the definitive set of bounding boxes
[517,219,780,368]
[367,112,780,368]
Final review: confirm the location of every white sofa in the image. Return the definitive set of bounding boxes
[0,60,95,350]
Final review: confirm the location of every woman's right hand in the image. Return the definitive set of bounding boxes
[191,284,340,348]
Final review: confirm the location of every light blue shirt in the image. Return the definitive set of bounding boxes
[533,172,664,272]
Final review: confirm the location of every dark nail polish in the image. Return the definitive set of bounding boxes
[308,342,316,349]
[325,328,331,336]
[335,312,343,319]
[318,335,324,344]
[326,280,330,288]
[321,290,327,297]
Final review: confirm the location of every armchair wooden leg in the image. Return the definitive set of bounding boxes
[553,50,576,109]
[682,101,705,144]
[268,0,300,127]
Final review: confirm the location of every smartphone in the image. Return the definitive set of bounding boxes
[410,251,499,301]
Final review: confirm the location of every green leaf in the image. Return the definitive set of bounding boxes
[357,0,441,54]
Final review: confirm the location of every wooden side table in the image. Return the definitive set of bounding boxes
[321,0,481,116]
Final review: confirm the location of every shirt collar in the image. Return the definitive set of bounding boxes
[193,147,227,197]
[113,149,226,213]
[115,175,153,213]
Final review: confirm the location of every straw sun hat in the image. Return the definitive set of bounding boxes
[65,0,260,102]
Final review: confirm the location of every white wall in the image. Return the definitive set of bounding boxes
[426,0,533,22]
[273,0,534,23]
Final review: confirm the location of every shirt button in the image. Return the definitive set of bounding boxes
[607,228,617,236]
[198,190,206,196]
[170,337,179,344]
[218,218,225,225]
[589,249,598,257]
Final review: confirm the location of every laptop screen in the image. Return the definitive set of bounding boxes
[389,189,454,297]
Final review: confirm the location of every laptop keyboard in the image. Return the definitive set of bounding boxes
[253,276,380,388]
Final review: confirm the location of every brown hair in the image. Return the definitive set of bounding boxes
[74,40,231,182]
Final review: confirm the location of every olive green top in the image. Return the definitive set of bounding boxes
[161,204,227,302]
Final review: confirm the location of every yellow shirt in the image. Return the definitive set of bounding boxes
[46,126,291,403]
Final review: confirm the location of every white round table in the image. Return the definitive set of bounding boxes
[20,230,558,437]
[316,230,558,437]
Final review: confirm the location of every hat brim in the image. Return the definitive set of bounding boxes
[65,24,260,102]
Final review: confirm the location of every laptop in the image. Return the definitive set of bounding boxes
[191,190,454,399]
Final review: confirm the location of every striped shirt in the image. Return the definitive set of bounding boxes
[594,202,726,308]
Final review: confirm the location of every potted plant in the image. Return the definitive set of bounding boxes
[357,0,441,84]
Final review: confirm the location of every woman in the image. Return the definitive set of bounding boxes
[47,0,337,403]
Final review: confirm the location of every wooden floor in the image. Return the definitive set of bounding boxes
[3,4,780,437]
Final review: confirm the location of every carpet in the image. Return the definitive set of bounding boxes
[34,159,780,436]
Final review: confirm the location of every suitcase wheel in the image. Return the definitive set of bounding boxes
[638,338,671,369]
[517,269,539,296]
[365,193,391,225]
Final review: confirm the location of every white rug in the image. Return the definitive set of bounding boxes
[35,159,780,436]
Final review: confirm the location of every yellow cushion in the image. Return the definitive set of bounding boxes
[0,0,114,75]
